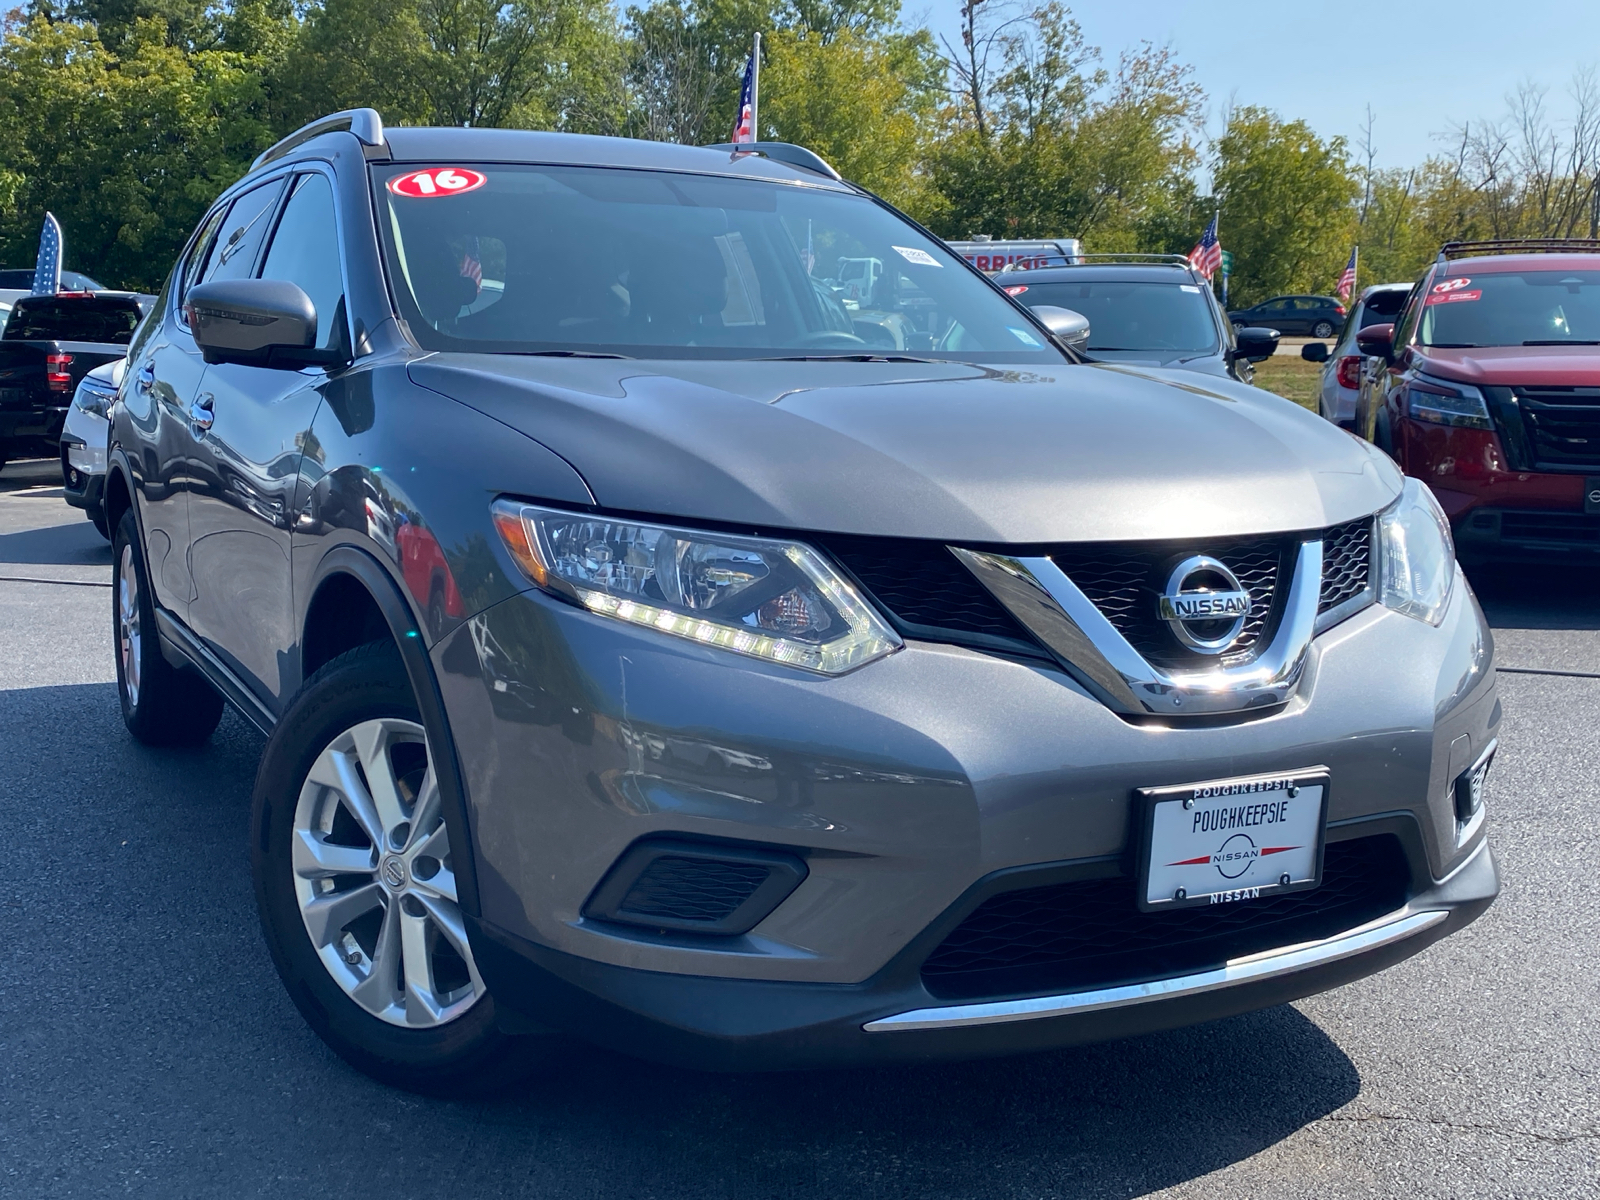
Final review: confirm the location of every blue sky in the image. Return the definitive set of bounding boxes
[908,1,1600,170]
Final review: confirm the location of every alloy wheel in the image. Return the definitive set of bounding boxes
[291,717,482,1027]
[117,542,141,707]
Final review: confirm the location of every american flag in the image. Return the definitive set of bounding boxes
[731,50,756,143]
[32,212,63,296]
[1336,246,1358,301]
[1188,213,1222,280]
[459,236,482,294]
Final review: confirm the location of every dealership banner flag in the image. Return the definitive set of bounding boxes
[32,212,63,296]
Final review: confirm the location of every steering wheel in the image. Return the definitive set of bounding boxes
[795,330,867,348]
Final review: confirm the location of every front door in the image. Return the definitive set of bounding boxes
[186,171,347,706]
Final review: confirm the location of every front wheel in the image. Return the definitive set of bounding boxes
[1312,320,1335,339]
[251,640,547,1094]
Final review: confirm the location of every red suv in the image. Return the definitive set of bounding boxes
[1356,239,1600,561]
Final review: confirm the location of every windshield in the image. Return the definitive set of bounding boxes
[1419,270,1600,346]
[1,296,141,342]
[373,164,1062,362]
[1006,279,1218,353]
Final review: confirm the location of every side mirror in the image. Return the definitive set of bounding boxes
[1234,326,1280,362]
[1027,304,1090,351]
[186,279,342,369]
[1300,342,1330,363]
[1355,322,1395,362]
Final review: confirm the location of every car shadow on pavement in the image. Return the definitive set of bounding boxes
[0,521,112,568]
[0,682,1362,1199]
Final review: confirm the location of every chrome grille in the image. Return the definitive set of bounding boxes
[1517,387,1600,469]
[1049,536,1287,670]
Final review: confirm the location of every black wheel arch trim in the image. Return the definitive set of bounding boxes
[305,544,483,920]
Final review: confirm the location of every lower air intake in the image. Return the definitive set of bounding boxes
[921,834,1410,1001]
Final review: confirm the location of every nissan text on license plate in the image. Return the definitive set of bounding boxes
[1135,770,1329,912]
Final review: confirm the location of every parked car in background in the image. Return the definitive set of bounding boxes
[0,267,106,309]
[1303,283,1413,428]
[60,356,123,537]
[1354,239,1600,562]
[103,110,1498,1092]
[1229,294,1347,339]
[0,291,149,470]
[999,255,1279,381]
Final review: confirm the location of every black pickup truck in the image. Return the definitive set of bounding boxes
[0,292,150,468]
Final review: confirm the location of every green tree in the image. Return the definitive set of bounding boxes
[1210,107,1359,306]
[0,15,277,288]
[921,8,1204,250]
[760,26,940,207]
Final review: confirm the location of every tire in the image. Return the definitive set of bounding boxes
[113,510,225,746]
[251,640,548,1094]
[1312,320,1335,339]
[91,512,110,541]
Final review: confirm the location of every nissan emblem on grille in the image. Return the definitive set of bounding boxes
[1158,555,1252,653]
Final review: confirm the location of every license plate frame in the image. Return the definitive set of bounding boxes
[1134,768,1330,913]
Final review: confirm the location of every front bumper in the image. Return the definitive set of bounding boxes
[58,403,107,517]
[435,566,1499,1068]
[471,834,1496,1069]
[1454,505,1600,562]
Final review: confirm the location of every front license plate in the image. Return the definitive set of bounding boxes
[1136,769,1329,912]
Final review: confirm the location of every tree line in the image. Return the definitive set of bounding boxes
[3,0,1599,303]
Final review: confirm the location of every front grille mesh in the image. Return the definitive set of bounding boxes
[1318,517,1373,612]
[921,834,1410,1000]
[616,856,771,925]
[821,535,1031,641]
[821,516,1375,667]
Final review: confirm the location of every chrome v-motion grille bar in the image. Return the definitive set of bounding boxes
[952,540,1324,716]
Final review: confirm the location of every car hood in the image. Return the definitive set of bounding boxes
[409,355,1401,543]
[1418,344,1600,387]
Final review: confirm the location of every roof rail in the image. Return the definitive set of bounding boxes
[702,142,842,181]
[1438,238,1600,262]
[1066,253,1197,266]
[253,109,386,171]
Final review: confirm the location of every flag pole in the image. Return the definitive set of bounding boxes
[750,32,761,142]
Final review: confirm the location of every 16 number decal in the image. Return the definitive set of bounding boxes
[387,168,487,199]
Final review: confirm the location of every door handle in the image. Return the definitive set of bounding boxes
[189,392,215,431]
[137,362,156,396]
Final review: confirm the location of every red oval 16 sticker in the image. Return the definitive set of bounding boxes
[388,168,487,199]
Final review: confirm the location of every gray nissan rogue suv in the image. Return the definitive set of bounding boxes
[103,109,1500,1092]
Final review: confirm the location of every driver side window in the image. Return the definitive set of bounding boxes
[257,173,348,353]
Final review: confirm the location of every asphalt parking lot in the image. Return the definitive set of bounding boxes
[1,457,1595,1199]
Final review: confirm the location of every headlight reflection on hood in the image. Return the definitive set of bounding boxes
[491,501,901,674]
[1378,478,1456,626]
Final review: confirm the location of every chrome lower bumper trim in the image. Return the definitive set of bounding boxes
[863,907,1448,1033]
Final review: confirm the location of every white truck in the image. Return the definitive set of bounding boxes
[943,237,1083,274]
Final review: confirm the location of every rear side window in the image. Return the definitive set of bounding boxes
[257,173,347,351]
[202,180,284,286]
[2,296,142,343]
[1359,289,1409,328]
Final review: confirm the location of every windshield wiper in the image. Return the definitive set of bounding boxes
[753,353,948,363]
[1523,339,1600,345]
[510,349,634,359]
[1424,342,1480,348]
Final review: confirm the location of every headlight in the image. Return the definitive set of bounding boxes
[1378,478,1456,626]
[72,378,118,419]
[490,501,901,674]
[1407,375,1492,429]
